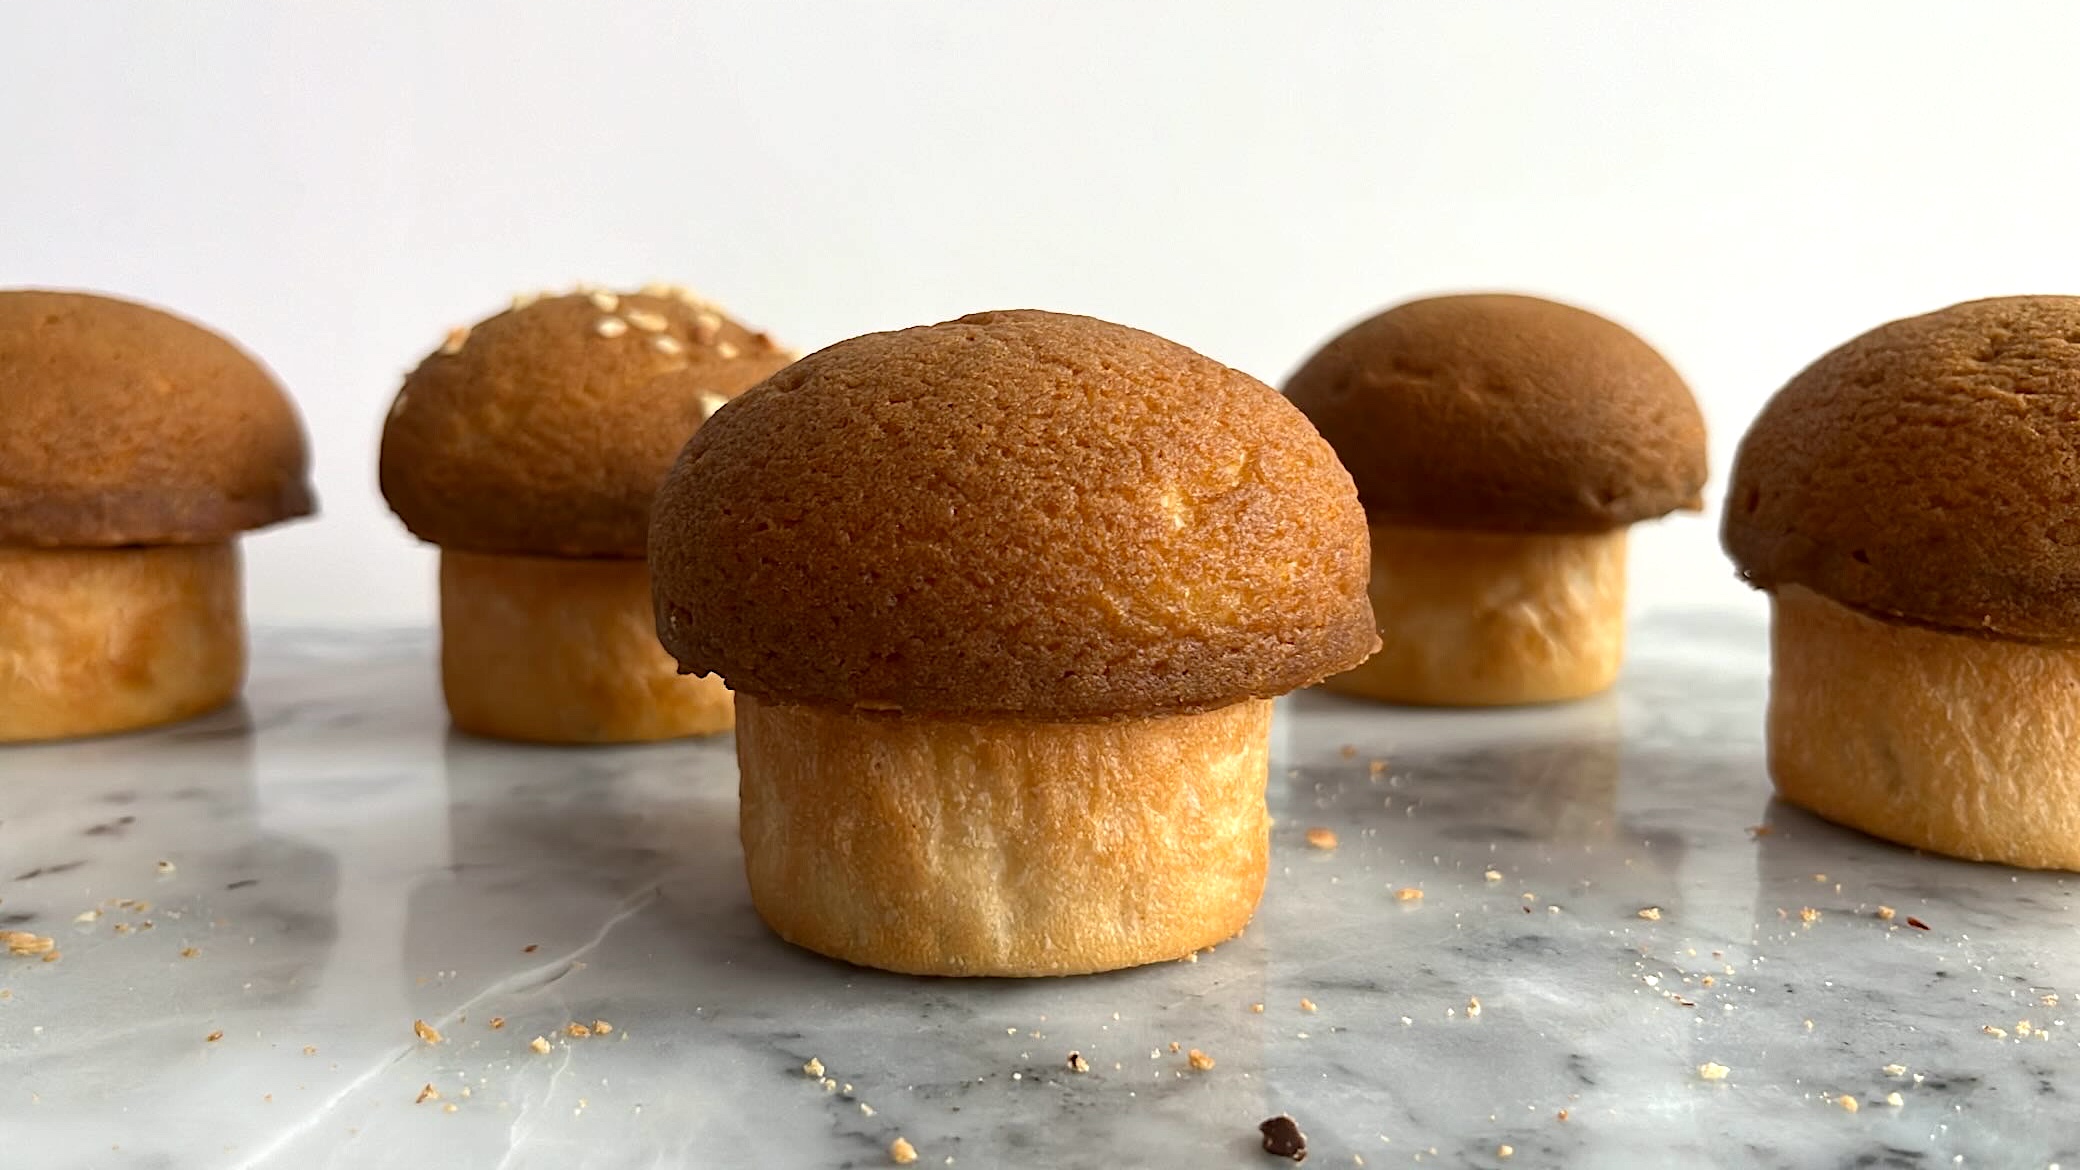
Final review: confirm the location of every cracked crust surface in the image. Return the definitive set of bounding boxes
[651,309,1376,719]
[1726,296,2080,641]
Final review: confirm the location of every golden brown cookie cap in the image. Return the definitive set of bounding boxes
[379,286,792,558]
[1725,295,2080,642]
[650,309,1378,719]
[0,290,313,547]
[1284,293,1707,534]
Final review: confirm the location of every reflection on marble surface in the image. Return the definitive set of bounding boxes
[1,615,2076,1169]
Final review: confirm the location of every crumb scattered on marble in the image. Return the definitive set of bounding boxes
[1467,996,1482,1017]
[206,1030,224,1043]
[156,860,176,874]
[1338,744,1357,759]
[1799,907,1821,924]
[803,1057,825,1077]
[592,1019,613,1035]
[1299,998,1318,1013]
[1259,1114,1308,1161]
[1883,1063,1906,1076]
[1876,906,1896,921]
[529,1036,552,1054]
[1984,1025,2009,1039]
[1557,1109,1569,1122]
[1836,1094,1858,1113]
[1169,1041,1181,1052]
[861,1102,877,1116]
[416,1084,440,1104]
[302,1045,316,1055]
[442,1102,458,1114]
[1804,1019,1815,1031]
[1886,1091,1904,1107]
[74,910,99,923]
[1305,827,1338,850]
[1251,1003,1264,1013]
[1395,888,1424,902]
[890,1136,918,1164]
[1747,824,1773,838]
[3,931,55,956]
[1067,1052,1089,1073]
[522,944,539,953]
[1906,916,1930,931]
[566,1022,592,1038]
[179,946,199,958]
[1484,870,1503,883]
[414,1019,443,1045]
[488,1017,505,1030]
[1636,907,1662,921]
[1188,1048,1215,1071]
[1700,975,1715,987]
[1698,1062,1729,1081]
[1498,1146,1514,1159]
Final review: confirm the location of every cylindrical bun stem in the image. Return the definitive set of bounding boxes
[1327,523,1628,706]
[1769,585,2080,871]
[735,695,1273,976]
[0,544,244,742]
[439,550,730,744]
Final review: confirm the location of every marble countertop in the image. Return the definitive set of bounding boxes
[2,613,2075,1169]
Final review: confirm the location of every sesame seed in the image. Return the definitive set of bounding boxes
[691,313,722,343]
[716,341,740,359]
[510,292,541,311]
[594,317,629,338]
[652,335,685,356]
[589,291,621,312]
[439,327,470,356]
[626,309,669,333]
[699,392,728,419]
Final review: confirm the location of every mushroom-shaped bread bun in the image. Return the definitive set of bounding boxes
[381,285,792,744]
[1286,293,1707,706]
[650,310,1376,975]
[1725,295,2080,871]
[0,290,314,741]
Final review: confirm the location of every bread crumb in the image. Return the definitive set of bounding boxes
[2016,1020,2035,1038]
[1800,907,1821,924]
[1885,1091,1904,1107]
[1299,998,1317,1013]
[803,1057,825,1078]
[594,317,629,339]
[1067,1052,1089,1073]
[1305,827,1338,850]
[1498,1146,1514,1159]
[566,1022,592,1038]
[1188,1048,1215,1071]
[302,1045,317,1055]
[1636,907,1662,921]
[1984,1025,2009,1039]
[1700,975,1715,987]
[591,1019,613,1035]
[179,946,200,958]
[1883,1063,1907,1076]
[488,1017,505,1030]
[414,1019,443,1045]
[40,950,59,964]
[529,1036,552,1054]
[1877,906,1896,920]
[1698,1062,1730,1081]
[2,931,55,956]
[205,1030,224,1043]
[1466,996,1482,1018]
[442,1102,458,1114]
[1836,1094,1858,1113]
[1394,888,1424,902]
[1169,1041,1181,1052]
[1483,870,1503,883]
[73,910,100,923]
[415,1084,440,1104]
[1251,1003,1264,1013]
[1804,1019,1814,1032]
[890,1136,918,1164]
[861,1102,876,1116]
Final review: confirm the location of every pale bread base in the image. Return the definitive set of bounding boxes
[1770,584,2080,871]
[0,543,243,742]
[440,550,731,744]
[735,695,1272,976]
[1326,523,1628,706]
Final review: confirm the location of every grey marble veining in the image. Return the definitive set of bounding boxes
[1,613,2076,1169]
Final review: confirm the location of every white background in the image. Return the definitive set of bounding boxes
[5,2,2078,626]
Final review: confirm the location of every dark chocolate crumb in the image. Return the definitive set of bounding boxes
[224,879,259,891]
[1259,1114,1307,1161]
[1906,917,1931,931]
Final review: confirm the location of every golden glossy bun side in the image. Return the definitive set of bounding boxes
[735,695,1272,976]
[0,290,312,547]
[1768,584,2080,871]
[0,544,244,741]
[382,289,791,557]
[439,550,732,744]
[1286,293,1706,534]
[1727,295,2080,642]
[652,309,1376,720]
[1326,523,1627,706]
